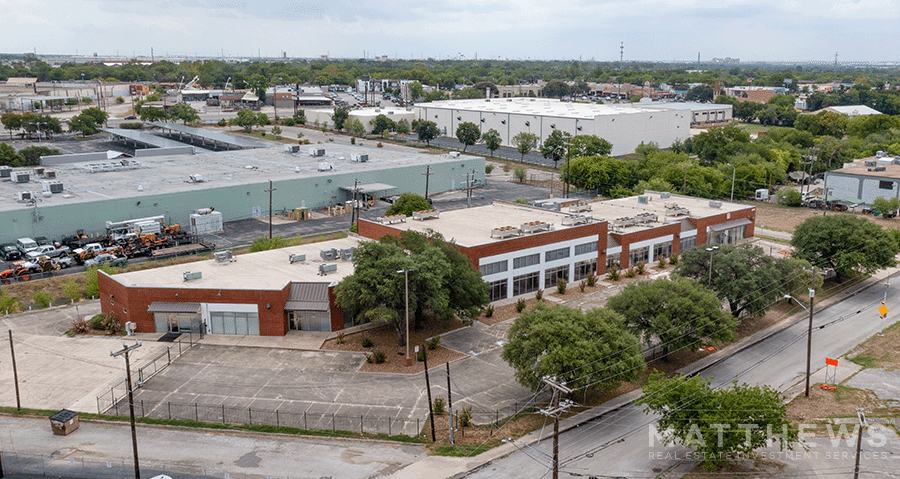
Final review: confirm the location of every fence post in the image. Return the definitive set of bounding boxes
[417,418,420,435]
[167,401,171,420]
[195,403,199,422]
[167,347,171,364]
[248,407,252,425]
[114,399,119,416]
[222,404,225,424]
[304,412,307,430]
[389,418,391,436]
[360,415,363,434]
[97,396,101,414]
[142,400,145,417]
[332,414,335,432]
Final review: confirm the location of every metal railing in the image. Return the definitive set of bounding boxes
[96,335,196,414]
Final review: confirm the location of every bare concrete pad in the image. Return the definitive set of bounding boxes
[846,368,900,402]
[0,333,170,412]
[440,323,504,355]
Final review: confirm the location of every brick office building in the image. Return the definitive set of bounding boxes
[359,193,755,302]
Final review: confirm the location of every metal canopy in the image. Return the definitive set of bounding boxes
[285,282,330,311]
[708,218,752,232]
[147,302,201,314]
[102,128,187,149]
[149,122,267,149]
[339,183,397,194]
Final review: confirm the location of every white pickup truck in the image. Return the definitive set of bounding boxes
[26,244,70,260]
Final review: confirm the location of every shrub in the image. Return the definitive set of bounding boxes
[377,142,383,148]
[336,332,345,344]
[217,119,227,127]
[636,261,646,275]
[668,254,679,265]
[116,96,125,104]
[658,258,667,269]
[417,348,428,362]
[99,313,124,335]
[586,271,597,287]
[513,165,527,183]
[485,164,494,174]
[483,304,494,317]
[284,118,296,126]
[350,137,356,145]
[361,336,374,348]
[556,278,567,295]
[515,198,529,205]
[433,397,446,414]
[70,318,90,335]
[90,314,105,329]
[516,298,527,313]
[625,268,637,278]
[535,289,543,301]
[119,122,144,129]
[502,163,511,173]
[0,290,19,315]
[458,406,473,427]
[33,291,53,309]
[427,335,440,350]
[249,236,289,252]
[580,280,587,292]
[606,269,620,282]
[366,349,386,364]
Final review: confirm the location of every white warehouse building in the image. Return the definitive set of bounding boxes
[415,98,692,156]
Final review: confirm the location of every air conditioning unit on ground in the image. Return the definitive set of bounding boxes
[44,170,57,179]
[289,253,306,264]
[709,200,722,209]
[34,167,45,176]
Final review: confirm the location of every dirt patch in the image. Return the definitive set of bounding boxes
[321,318,469,374]
[786,385,886,427]
[845,320,900,371]
[754,202,900,234]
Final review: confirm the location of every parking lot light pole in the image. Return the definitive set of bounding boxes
[111,341,143,479]
[397,269,413,366]
[705,246,719,286]
[727,163,736,202]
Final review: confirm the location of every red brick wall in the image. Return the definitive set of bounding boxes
[611,223,681,270]
[99,272,291,336]
[688,207,756,246]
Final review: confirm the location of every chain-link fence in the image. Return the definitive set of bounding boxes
[96,336,197,414]
[0,450,331,479]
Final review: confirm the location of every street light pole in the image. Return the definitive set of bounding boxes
[705,246,719,285]
[264,180,276,239]
[397,269,413,366]
[727,163,736,202]
[111,341,143,479]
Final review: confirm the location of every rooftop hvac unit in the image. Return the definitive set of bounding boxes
[876,150,887,158]
[189,174,205,183]
[33,167,45,176]
[44,170,56,179]
[874,166,887,172]
[183,271,202,281]
[318,263,337,275]
[41,180,63,194]
[309,148,325,157]
[285,144,300,153]
[637,195,649,204]
[214,250,233,264]
[352,153,369,163]
[12,171,29,183]
[709,200,722,209]
[660,192,671,199]
[864,160,877,167]
[289,253,306,264]
[317,161,334,171]
[449,151,460,158]
[17,191,32,202]
[340,247,356,261]
[196,207,213,215]
[320,248,337,261]
[0,167,10,179]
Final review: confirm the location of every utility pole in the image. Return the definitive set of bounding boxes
[264,180,276,239]
[421,344,436,442]
[466,172,471,208]
[540,377,574,479]
[804,267,815,397]
[8,330,20,410]
[853,407,868,479]
[111,341,143,479]
[350,179,359,230]
[422,165,432,201]
[446,362,454,444]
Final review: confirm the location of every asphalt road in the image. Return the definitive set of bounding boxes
[458,272,900,478]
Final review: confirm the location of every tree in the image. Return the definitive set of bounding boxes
[395,118,410,135]
[231,110,258,133]
[685,84,714,102]
[346,118,366,137]
[569,134,612,157]
[69,107,108,136]
[385,193,431,216]
[512,132,537,162]
[607,277,737,357]
[776,188,802,207]
[407,81,423,101]
[139,105,168,122]
[502,304,645,392]
[62,279,83,302]
[0,142,23,167]
[792,215,900,279]
[872,196,900,217]
[640,373,798,470]
[247,74,270,103]
[332,107,349,131]
[256,112,270,126]
[482,128,501,157]
[1,112,22,139]
[416,120,440,145]
[84,264,115,298]
[19,146,60,165]
[370,114,395,137]
[423,90,449,102]
[539,129,570,168]
[542,80,571,98]
[169,102,200,125]
[455,122,480,152]
[677,244,812,318]
[691,124,751,163]
[794,111,847,139]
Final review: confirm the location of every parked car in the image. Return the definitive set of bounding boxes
[124,115,137,120]
[27,245,60,260]
[16,237,39,255]
[54,256,74,268]
[0,243,23,261]
[83,253,127,268]
[34,236,50,246]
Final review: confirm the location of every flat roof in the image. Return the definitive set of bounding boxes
[110,237,362,290]
[0,135,479,213]
[832,157,900,179]
[636,101,732,112]
[416,98,664,119]
[149,122,269,149]
[102,128,189,149]
[371,192,751,247]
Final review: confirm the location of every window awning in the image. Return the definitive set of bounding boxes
[147,302,201,314]
[708,218,752,233]
[285,282,330,311]
[340,183,396,194]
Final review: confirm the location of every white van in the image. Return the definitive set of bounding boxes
[16,237,38,255]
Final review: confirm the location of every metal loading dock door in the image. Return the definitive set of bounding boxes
[209,311,260,335]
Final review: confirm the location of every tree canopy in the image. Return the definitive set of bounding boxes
[791,215,900,279]
[415,120,439,145]
[482,128,501,157]
[455,122,480,152]
[512,132,537,162]
[539,129,570,167]
[676,244,812,318]
[385,193,432,216]
[640,373,798,469]
[502,304,645,392]
[230,110,259,133]
[606,277,737,357]
[331,107,349,131]
[169,102,200,125]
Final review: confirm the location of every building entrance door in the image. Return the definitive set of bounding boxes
[289,312,301,330]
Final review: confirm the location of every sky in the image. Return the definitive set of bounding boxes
[1,0,899,63]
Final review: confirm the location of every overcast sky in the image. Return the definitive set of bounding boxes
[2,0,897,63]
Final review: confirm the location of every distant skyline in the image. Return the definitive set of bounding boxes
[1,0,898,63]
